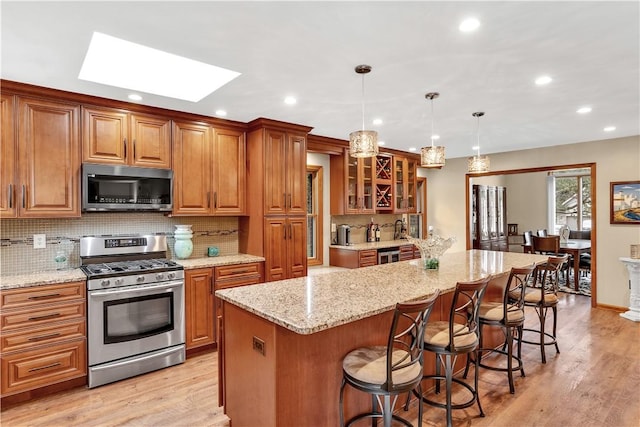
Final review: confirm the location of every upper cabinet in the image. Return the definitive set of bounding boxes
[263,128,307,215]
[82,106,172,169]
[374,154,393,211]
[330,149,375,215]
[1,94,81,218]
[172,120,246,216]
[393,156,417,213]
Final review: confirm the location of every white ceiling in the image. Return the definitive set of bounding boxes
[2,1,638,159]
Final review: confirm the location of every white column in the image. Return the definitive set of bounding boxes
[619,257,640,322]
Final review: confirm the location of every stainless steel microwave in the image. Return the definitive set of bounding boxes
[82,163,173,212]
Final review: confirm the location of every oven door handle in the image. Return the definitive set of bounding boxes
[89,280,183,298]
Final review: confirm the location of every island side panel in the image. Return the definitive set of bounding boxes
[223,302,277,427]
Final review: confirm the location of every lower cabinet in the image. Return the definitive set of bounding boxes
[185,268,215,351]
[264,217,306,281]
[399,244,415,261]
[0,281,86,399]
[329,248,377,268]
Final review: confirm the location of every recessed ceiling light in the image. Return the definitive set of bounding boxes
[535,75,552,85]
[576,107,592,114]
[431,135,440,140]
[409,147,417,152]
[373,118,383,126]
[284,96,297,105]
[459,18,480,32]
[128,94,142,101]
[79,32,241,102]
[377,141,386,146]
[215,110,227,117]
[604,126,616,132]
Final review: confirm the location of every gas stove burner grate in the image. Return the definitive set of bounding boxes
[82,258,182,278]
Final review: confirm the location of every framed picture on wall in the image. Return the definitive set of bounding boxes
[610,181,640,224]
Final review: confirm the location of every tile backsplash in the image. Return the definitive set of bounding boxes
[0,213,239,276]
[331,214,406,244]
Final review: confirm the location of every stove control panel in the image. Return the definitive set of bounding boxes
[105,237,147,248]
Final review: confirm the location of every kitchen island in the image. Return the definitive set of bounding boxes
[216,250,547,427]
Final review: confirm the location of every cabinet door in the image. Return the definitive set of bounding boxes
[0,94,16,218]
[130,113,171,168]
[405,158,417,213]
[264,218,288,282]
[344,153,374,214]
[82,106,128,165]
[18,97,80,217]
[286,133,307,215]
[185,268,215,349]
[172,121,212,215]
[264,129,287,215]
[287,216,307,278]
[212,128,246,215]
[359,156,375,213]
[393,157,417,213]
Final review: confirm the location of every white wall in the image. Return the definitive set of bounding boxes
[423,135,640,308]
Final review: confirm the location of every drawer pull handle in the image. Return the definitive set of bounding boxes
[232,269,251,274]
[29,362,61,373]
[28,293,61,300]
[28,332,61,342]
[28,313,61,321]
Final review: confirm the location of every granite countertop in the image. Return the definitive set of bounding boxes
[330,240,415,251]
[0,254,266,290]
[217,250,547,335]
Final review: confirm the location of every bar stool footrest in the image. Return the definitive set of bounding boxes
[417,375,480,411]
[520,328,558,347]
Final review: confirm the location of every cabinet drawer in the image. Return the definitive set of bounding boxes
[399,245,414,261]
[1,320,86,353]
[359,250,378,267]
[215,263,263,285]
[1,301,85,332]
[1,339,86,396]
[1,282,85,310]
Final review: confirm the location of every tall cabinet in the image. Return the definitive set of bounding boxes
[471,184,508,251]
[239,119,313,282]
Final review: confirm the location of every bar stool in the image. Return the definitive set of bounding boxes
[520,255,568,363]
[465,265,536,393]
[411,277,490,427]
[339,290,440,427]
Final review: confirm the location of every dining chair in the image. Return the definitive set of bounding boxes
[531,235,559,254]
[339,290,440,427]
[522,231,533,253]
[536,229,548,237]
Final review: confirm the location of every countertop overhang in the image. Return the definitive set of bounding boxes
[217,250,547,335]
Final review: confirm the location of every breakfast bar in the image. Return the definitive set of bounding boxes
[216,250,547,427]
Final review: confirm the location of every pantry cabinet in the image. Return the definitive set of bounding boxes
[0,95,81,219]
[330,149,375,215]
[172,120,246,216]
[0,281,86,398]
[82,106,172,169]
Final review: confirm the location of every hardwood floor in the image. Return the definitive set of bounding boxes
[2,293,638,426]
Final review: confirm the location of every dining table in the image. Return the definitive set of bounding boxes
[558,239,592,290]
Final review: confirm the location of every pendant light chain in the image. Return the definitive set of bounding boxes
[430,96,435,148]
[361,72,366,131]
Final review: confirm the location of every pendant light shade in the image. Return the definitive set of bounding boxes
[349,65,378,158]
[468,111,490,173]
[420,92,445,168]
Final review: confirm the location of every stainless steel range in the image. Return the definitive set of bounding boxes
[80,234,185,388]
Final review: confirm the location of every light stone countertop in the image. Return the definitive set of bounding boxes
[217,250,548,335]
[0,254,265,290]
[330,240,414,251]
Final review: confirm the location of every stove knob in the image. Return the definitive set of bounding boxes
[100,279,110,287]
[167,272,176,280]
[136,276,145,283]
[156,273,165,281]
[115,278,124,286]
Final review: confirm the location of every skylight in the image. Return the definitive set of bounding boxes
[79,32,240,102]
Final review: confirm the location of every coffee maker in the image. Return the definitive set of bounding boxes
[337,225,351,246]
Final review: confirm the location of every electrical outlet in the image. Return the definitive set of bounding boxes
[33,234,46,249]
[252,336,265,356]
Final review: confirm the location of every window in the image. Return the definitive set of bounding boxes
[307,166,323,265]
[549,169,591,231]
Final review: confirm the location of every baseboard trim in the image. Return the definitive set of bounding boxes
[595,302,626,313]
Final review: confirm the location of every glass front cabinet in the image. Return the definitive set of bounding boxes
[471,184,507,251]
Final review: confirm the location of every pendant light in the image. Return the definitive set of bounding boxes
[349,64,378,158]
[420,92,445,168]
[468,111,490,173]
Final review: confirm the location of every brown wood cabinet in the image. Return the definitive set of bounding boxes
[172,121,246,216]
[472,184,508,251]
[374,154,393,211]
[330,149,375,215]
[82,106,172,169]
[0,282,86,398]
[393,156,417,213]
[264,217,307,281]
[399,244,415,261]
[185,268,215,350]
[329,248,377,268]
[1,95,81,218]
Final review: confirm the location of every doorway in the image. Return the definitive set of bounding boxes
[465,162,597,307]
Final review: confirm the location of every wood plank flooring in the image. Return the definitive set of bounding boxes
[2,293,639,427]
